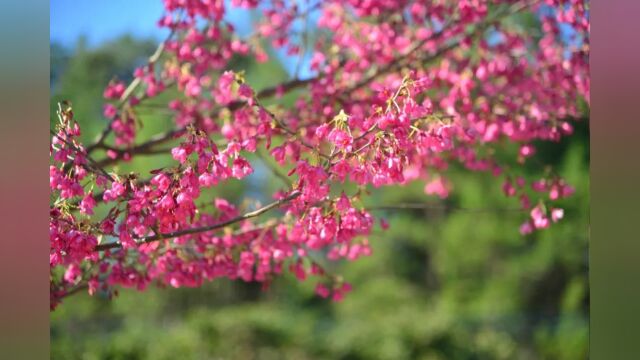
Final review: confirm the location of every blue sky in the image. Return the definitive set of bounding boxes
[50,0,258,47]
[50,0,168,47]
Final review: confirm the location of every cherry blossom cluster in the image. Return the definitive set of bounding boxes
[50,0,589,309]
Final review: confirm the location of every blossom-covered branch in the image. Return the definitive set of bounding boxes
[50,0,589,309]
[94,190,301,251]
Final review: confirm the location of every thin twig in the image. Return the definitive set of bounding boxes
[255,148,293,187]
[86,27,177,154]
[51,129,115,183]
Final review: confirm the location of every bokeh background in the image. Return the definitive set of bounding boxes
[50,1,589,359]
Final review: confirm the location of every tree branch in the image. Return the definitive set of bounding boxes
[255,148,293,188]
[95,190,301,251]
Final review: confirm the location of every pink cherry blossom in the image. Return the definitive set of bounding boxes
[49,0,589,309]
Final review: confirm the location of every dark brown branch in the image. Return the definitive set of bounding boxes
[95,190,301,251]
[93,128,185,167]
[91,75,318,167]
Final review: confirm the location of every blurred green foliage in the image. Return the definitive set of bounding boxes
[50,36,588,360]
